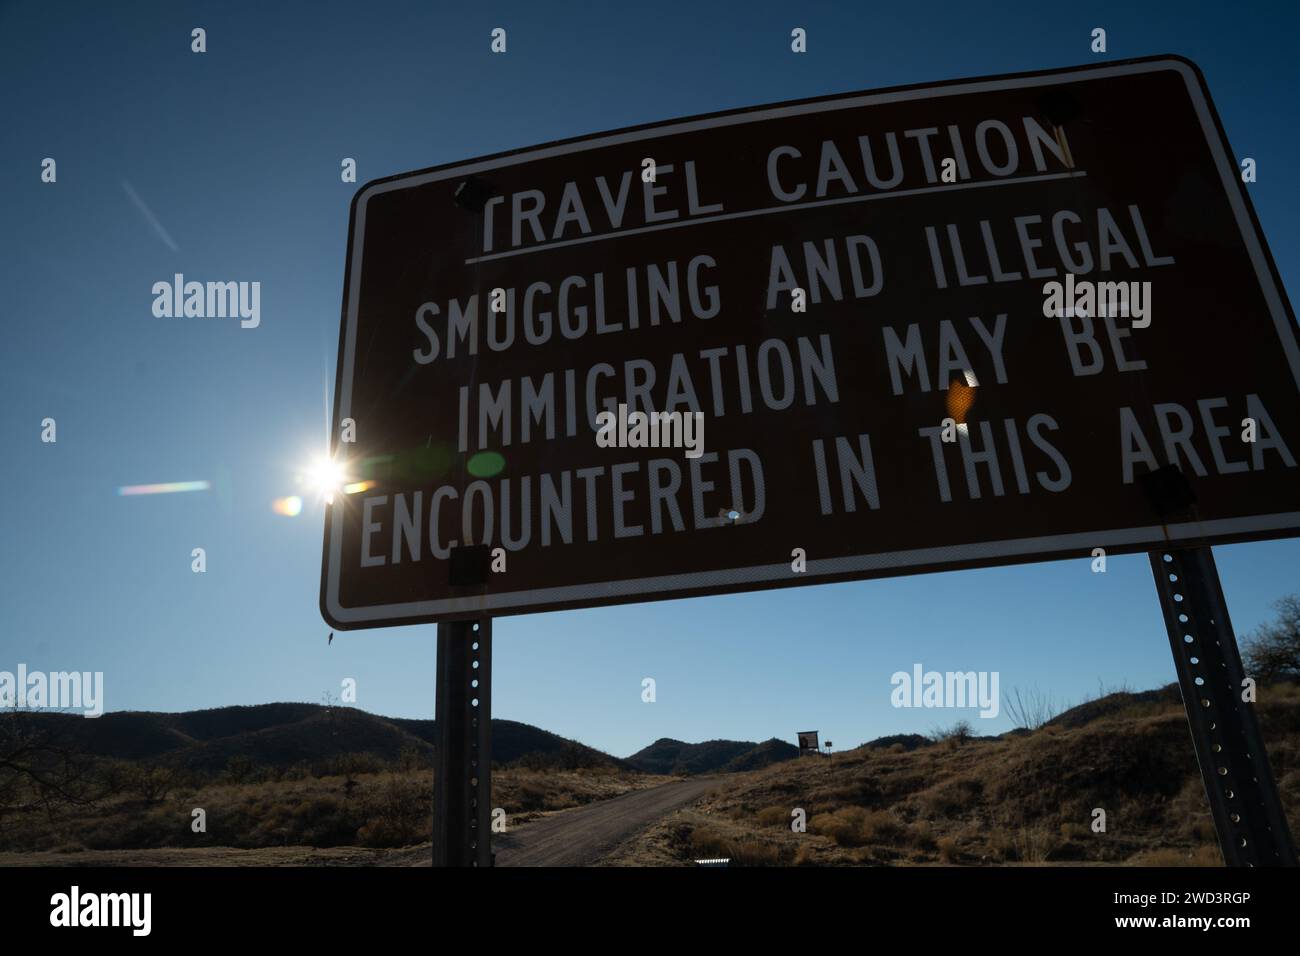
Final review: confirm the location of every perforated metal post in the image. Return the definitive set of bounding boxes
[432,618,492,867]
[1149,547,1296,866]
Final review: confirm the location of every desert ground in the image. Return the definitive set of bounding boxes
[3,684,1298,866]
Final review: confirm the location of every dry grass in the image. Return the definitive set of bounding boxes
[675,812,795,866]
[936,836,959,863]
[0,766,656,854]
[607,685,1300,866]
[809,807,904,846]
[1125,845,1223,866]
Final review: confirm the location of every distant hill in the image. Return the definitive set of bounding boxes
[721,738,801,772]
[15,704,815,778]
[19,704,626,775]
[391,717,632,770]
[627,737,799,775]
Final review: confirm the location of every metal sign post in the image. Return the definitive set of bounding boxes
[432,618,493,867]
[1149,547,1297,866]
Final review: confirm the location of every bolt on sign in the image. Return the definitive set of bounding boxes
[321,56,1300,629]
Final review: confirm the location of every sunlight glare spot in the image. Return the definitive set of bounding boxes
[272,496,303,517]
[118,480,211,496]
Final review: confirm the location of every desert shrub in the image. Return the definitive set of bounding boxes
[1185,816,1215,842]
[1059,821,1090,841]
[859,809,904,841]
[814,773,883,807]
[1004,686,1061,731]
[928,720,974,746]
[287,795,360,846]
[908,820,936,849]
[729,841,783,866]
[755,806,789,828]
[357,776,428,847]
[1013,826,1056,863]
[808,807,903,846]
[514,779,551,812]
[689,826,731,859]
[686,826,785,866]
[937,836,959,862]
[129,764,177,804]
[809,809,861,846]
[94,759,136,797]
[990,829,1016,862]
[917,776,983,817]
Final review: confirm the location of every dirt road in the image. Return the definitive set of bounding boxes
[492,777,714,867]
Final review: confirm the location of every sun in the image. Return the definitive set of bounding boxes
[303,456,349,503]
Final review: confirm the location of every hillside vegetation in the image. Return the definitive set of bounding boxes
[610,683,1300,866]
[0,704,647,853]
[10,704,628,775]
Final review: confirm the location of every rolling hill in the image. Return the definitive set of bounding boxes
[627,736,800,775]
[14,704,807,777]
[16,704,628,775]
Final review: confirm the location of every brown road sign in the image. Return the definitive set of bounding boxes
[321,55,1300,629]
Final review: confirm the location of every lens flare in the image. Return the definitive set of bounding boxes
[946,377,977,425]
[343,480,376,495]
[468,451,506,478]
[118,480,211,496]
[272,496,303,517]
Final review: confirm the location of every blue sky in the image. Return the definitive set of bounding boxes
[1,0,1297,758]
